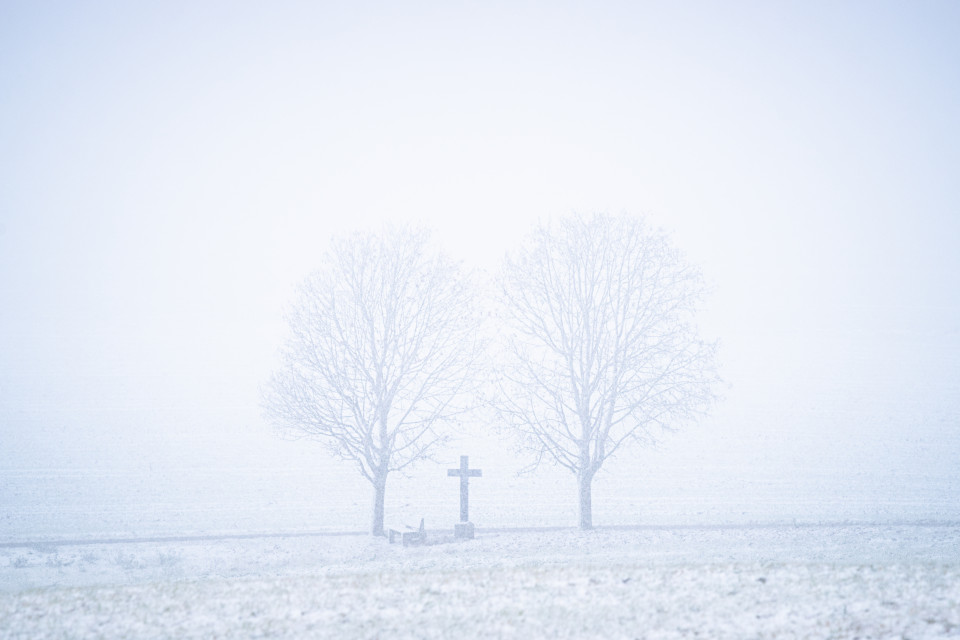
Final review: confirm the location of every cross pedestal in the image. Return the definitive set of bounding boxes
[447,455,482,538]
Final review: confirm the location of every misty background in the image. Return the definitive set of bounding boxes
[1,1,958,538]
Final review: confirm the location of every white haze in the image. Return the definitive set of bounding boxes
[1,1,959,538]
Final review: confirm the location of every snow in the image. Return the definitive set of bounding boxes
[2,525,959,638]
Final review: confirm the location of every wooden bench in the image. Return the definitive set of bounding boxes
[388,518,425,547]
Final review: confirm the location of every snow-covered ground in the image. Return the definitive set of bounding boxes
[5,443,959,542]
[2,525,959,638]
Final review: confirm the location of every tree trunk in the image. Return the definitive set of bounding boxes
[578,471,594,530]
[370,471,388,536]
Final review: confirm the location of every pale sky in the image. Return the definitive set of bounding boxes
[1,1,958,512]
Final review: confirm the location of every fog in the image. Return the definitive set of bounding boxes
[2,1,959,541]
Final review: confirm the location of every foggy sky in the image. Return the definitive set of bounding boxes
[1,1,958,519]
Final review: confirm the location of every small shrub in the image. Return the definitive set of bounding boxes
[114,551,145,571]
[157,551,182,569]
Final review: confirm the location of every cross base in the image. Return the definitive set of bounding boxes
[454,522,475,540]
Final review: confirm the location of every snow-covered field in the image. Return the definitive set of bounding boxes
[2,525,959,638]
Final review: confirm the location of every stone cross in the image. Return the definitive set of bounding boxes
[447,455,482,522]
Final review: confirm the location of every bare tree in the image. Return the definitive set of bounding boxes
[497,213,718,529]
[262,226,481,536]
